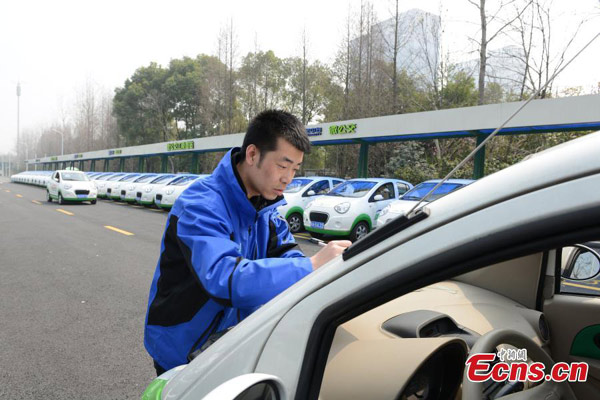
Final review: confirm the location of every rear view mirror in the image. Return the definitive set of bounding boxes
[562,245,600,281]
[307,190,316,196]
[373,194,384,201]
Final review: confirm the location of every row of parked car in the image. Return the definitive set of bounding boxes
[12,170,473,240]
[11,170,208,209]
[278,176,474,241]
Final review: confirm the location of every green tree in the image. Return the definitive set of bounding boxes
[113,63,173,145]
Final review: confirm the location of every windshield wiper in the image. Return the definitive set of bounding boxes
[343,208,429,261]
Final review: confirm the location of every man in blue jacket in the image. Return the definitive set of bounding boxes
[144,110,351,374]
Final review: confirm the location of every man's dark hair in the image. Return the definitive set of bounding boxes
[242,110,311,162]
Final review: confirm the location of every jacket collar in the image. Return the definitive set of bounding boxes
[214,148,286,220]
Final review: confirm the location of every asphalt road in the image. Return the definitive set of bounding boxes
[0,178,320,399]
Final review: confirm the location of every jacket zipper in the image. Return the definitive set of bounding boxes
[187,310,224,361]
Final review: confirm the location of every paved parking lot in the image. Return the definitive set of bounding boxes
[0,178,320,399]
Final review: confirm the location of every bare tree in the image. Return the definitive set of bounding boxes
[468,0,532,104]
[217,18,238,134]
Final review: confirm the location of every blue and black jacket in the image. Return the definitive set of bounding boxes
[144,148,312,370]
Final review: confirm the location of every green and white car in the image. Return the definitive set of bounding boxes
[277,177,345,233]
[304,178,413,241]
[45,170,97,205]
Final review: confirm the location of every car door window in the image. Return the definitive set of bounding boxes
[304,180,329,196]
[559,242,600,296]
[396,183,409,197]
[371,183,394,201]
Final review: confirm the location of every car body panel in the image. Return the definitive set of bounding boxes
[157,131,600,399]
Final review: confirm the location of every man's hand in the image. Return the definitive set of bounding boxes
[310,240,352,270]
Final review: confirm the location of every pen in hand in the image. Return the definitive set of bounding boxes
[308,237,327,246]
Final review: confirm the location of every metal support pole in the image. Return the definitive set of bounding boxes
[138,156,145,173]
[104,159,109,172]
[161,155,168,173]
[357,142,369,178]
[79,161,84,171]
[473,134,487,179]
[119,158,125,172]
[190,153,198,174]
[90,160,96,172]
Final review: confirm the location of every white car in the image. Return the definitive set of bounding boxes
[136,174,179,206]
[277,177,345,233]
[107,173,142,201]
[119,173,160,203]
[96,173,126,198]
[143,131,600,400]
[304,178,413,241]
[376,179,474,229]
[154,174,208,209]
[45,170,97,205]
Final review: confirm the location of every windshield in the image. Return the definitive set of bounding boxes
[401,182,464,201]
[169,176,198,186]
[107,174,125,181]
[61,172,88,181]
[119,174,141,182]
[150,175,175,184]
[134,174,158,183]
[93,174,112,180]
[284,178,313,193]
[328,181,377,198]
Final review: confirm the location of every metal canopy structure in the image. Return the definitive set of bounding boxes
[28,94,600,178]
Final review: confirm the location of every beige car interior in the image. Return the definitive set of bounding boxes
[319,248,600,399]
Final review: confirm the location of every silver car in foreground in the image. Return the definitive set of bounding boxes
[144,131,600,400]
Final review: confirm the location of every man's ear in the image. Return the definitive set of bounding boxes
[245,144,260,166]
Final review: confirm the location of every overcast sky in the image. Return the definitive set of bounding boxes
[1,0,598,156]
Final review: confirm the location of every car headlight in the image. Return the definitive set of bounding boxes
[63,184,72,190]
[128,185,135,191]
[99,183,106,188]
[165,188,175,195]
[305,201,314,210]
[379,205,391,218]
[144,187,153,193]
[334,202,351,214]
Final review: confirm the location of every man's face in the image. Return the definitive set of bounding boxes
[246,137,304,200]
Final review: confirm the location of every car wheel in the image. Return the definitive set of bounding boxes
[46,191,52,203]
[350,221,369,242]
[58,193,64,205]
[91,199,97,205]
[286,213,304,233]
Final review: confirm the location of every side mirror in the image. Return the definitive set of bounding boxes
[562,245,600,281]
[201,373,286,400]
[306,190,316,196]
[373,194,384,201]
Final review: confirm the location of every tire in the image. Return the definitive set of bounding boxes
[350,221,369,242]
[46,191,52,203]
[309,232,324,240]
[286,213,304,233]
[91,199,97,205]
[58,193,64,205]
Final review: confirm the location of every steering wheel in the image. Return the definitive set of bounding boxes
[462,329,576,400]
